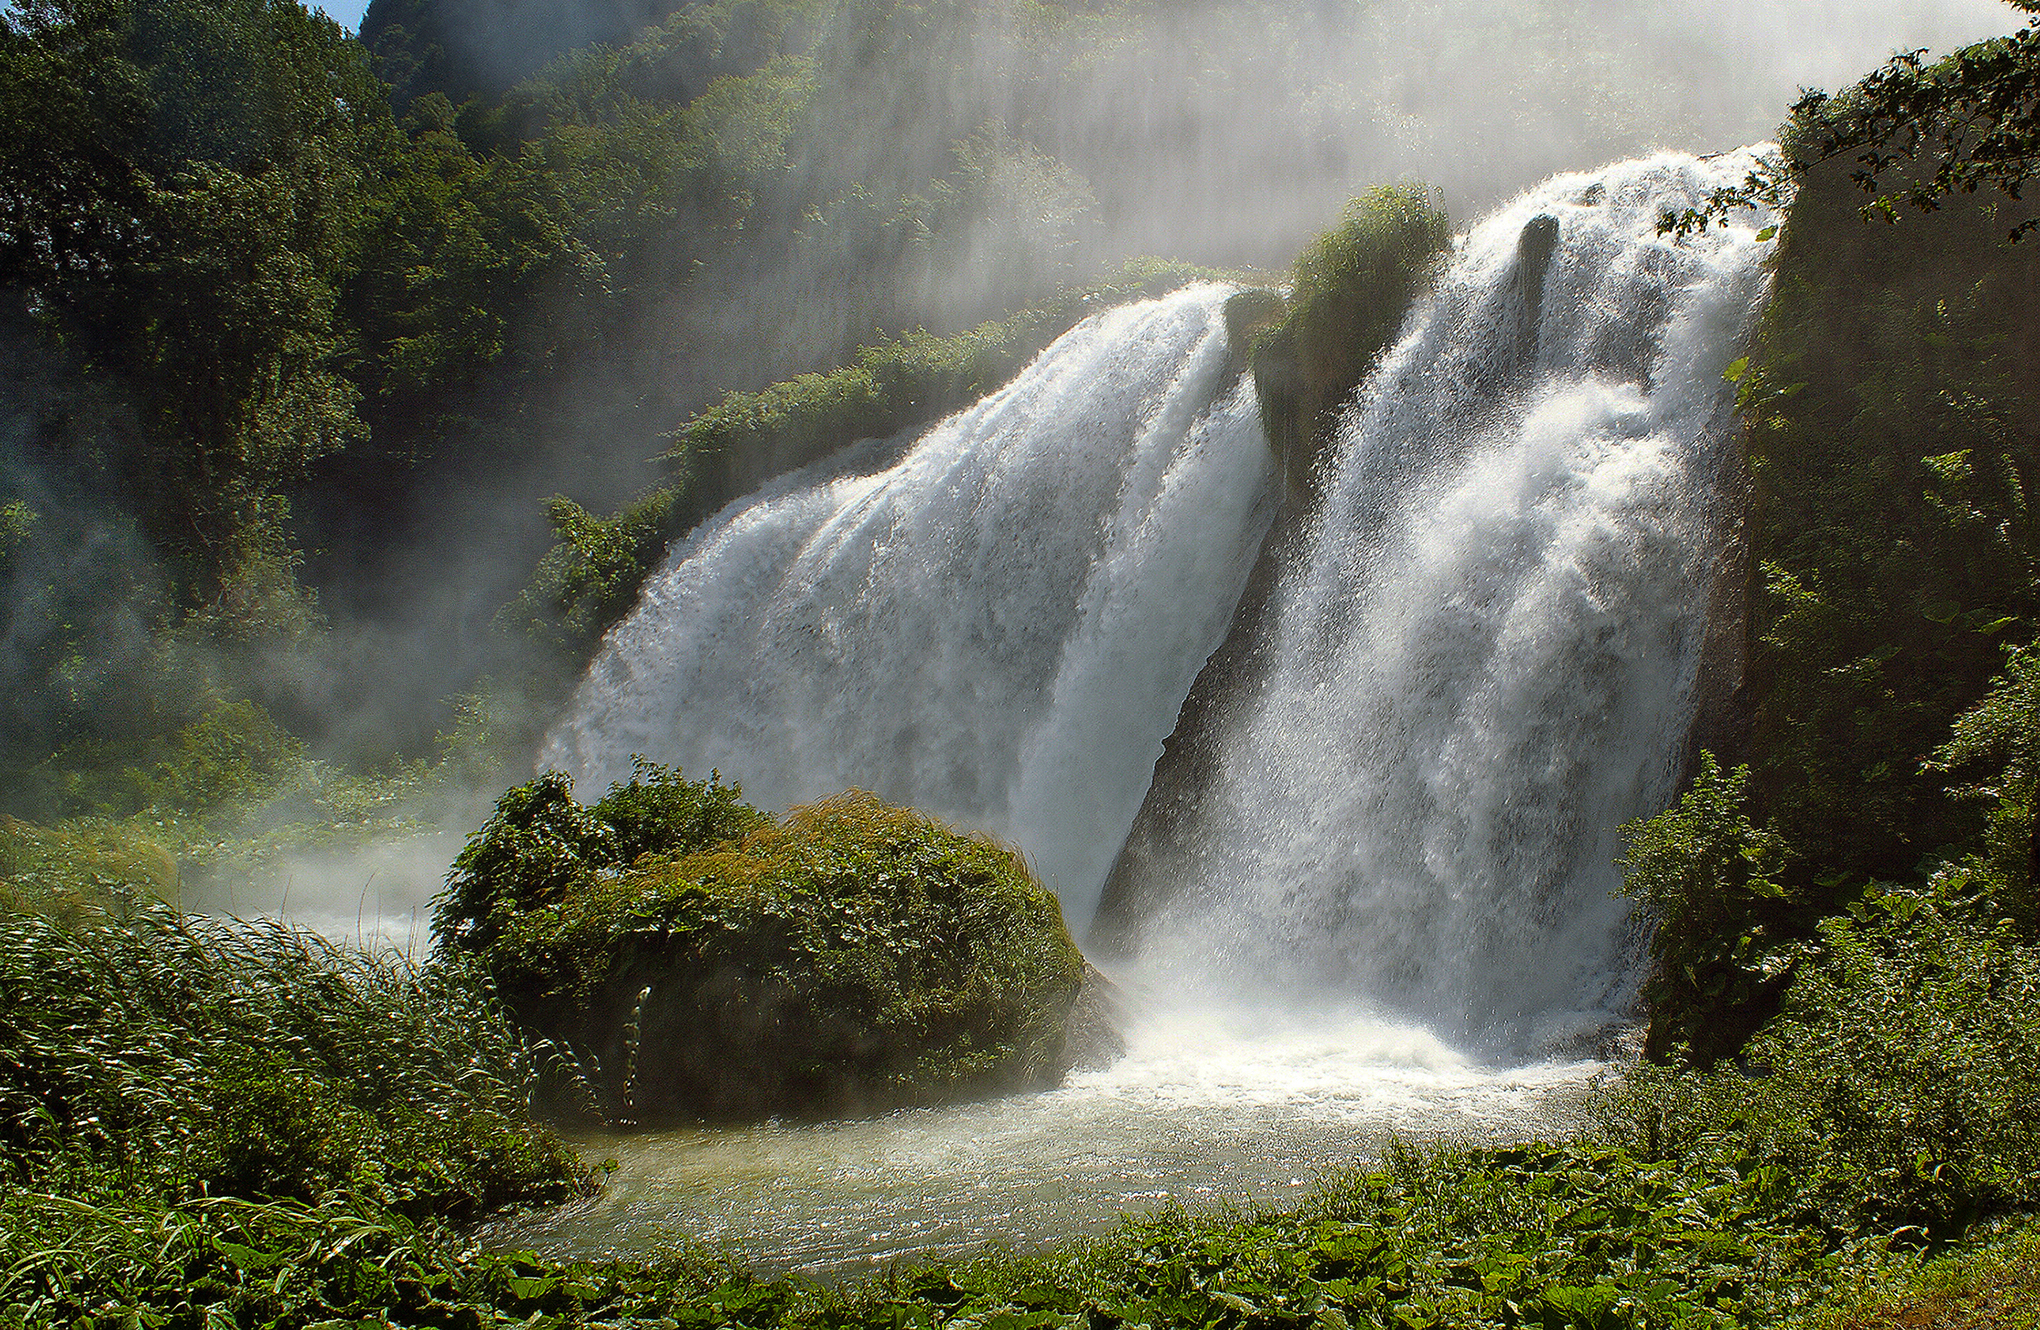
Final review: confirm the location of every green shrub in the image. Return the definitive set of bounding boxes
[1249,183,1451,489]
[1928,643,2040,932]
[436,762,762,952]
[1592,900,2040,1240]
[589,756,768,864]
[436,770,619,950]
[671,257,1244,498]
[504,490,685,665]
[0,903,584,1220]
[1618,752,1801,1061]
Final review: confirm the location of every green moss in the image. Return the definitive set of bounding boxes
[447,775,1089,1122]
[1247,183,1451,499]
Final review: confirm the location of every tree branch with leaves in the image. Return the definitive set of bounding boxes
[1664,1,2040,242]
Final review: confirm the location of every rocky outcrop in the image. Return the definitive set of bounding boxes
[444,771,1111,1124]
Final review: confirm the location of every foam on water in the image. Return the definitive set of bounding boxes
[492,997,1598,1277]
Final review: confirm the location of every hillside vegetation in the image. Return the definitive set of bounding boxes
[3,0,1875,812]
[1631,95,2040,1062]
[9,2,2040,1328]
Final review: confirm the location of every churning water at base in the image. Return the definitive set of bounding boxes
[492,1000,1599,1277]
[543,286,1276,925]
[1112,152,1778,1055]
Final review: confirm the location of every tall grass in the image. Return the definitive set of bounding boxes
[0,902,587,1217]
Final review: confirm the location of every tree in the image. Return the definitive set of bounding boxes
[1,0,390,585]
[1666,1,2040,242]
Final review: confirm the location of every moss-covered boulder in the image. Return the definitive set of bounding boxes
[438,768,1105,1123]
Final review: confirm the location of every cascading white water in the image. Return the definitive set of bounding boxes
[496,154,1781,1275]
[542,285,1278,924]
[1122,152,1779,1055]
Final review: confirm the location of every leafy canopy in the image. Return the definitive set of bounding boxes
[1665,1,2040,241]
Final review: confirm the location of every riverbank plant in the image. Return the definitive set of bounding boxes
[0,901,587,1223]
[10,747,2040,1326]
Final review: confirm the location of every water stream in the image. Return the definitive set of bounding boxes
[1109,150,1778,1057]
[494,1000,1600,1277]
[542,286,1278,925]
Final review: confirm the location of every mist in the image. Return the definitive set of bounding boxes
[311,1,2022,762]
[9,0,2028,940]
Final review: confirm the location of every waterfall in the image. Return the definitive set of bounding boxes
[541,285,1279,925]
[1106,151,1779,1055]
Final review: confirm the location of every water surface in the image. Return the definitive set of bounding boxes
[492,1001,1603,1278]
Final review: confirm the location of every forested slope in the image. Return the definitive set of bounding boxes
[2,0,1904,814]
[9,5,2040,1327]
[1635,91,2040,1061]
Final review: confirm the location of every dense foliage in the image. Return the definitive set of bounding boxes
[0,902,586,1223]
[1600,900,2040,1236]
[1669,1,2040,244]
[1619,113,2040,1081]
[1617,755,1794,1061]
[441,770,1090,1121]
[1246,184,1453,495]
[2,0,1876,808]
[1627,83,2040,1066]
[436,759,764,951]
[11,4,2040,1328]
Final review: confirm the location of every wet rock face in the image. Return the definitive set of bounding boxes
[1517,214,1561,329]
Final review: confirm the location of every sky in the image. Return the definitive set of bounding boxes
[314,0,370,29]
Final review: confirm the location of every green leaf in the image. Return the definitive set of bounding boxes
[213,1239,284,1272]
[1722,356,1750,383]
[507,1273,558,1300]
[1754,225,1779,242]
